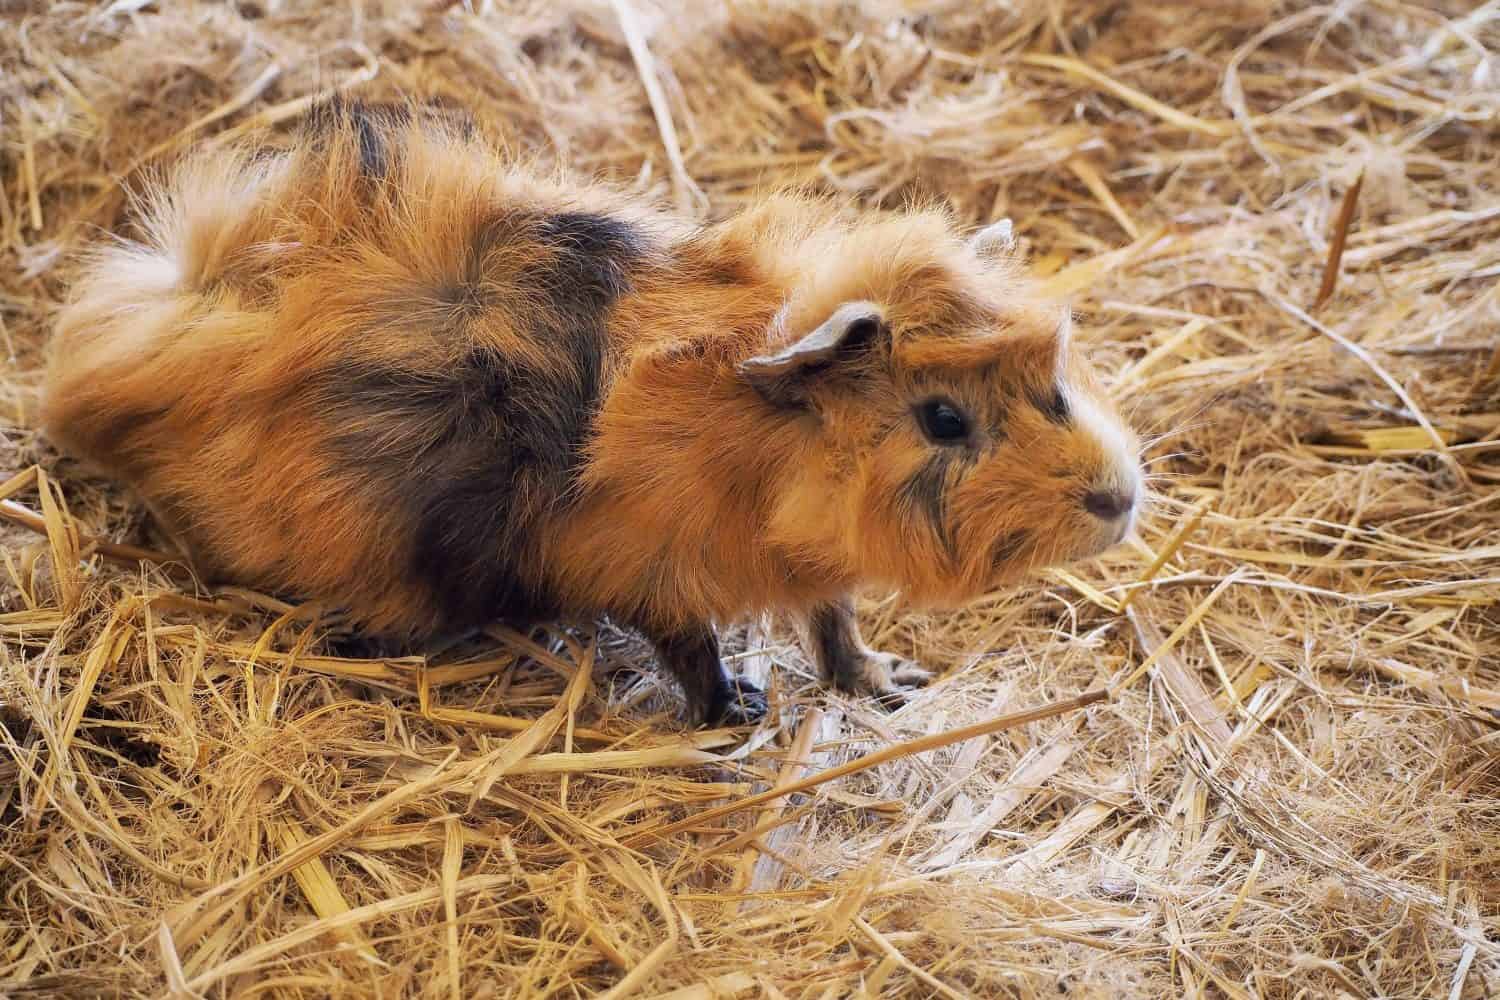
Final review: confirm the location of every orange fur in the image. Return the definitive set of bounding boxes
[42,105,1141,716]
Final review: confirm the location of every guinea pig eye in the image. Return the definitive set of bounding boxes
[915,398,971,444]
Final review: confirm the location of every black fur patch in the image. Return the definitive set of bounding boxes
[304,97,409,178]
[529,212,642,406]
[536,213,641,306]
[1033,384,1070,426]
[305,97,477,179]
[353,105,399,177]
[318,209,648,631]
[901,454,955,556]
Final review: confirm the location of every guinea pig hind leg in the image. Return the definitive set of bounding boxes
[643,623,769,728]
[808,599,934,707]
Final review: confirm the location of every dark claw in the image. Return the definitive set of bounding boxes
[889,664,935,689]
[706,677,769,727]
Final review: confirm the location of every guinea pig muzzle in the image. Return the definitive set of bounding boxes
[1083,464,1143,546]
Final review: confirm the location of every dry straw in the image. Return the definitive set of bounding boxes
[2,0,1499,997]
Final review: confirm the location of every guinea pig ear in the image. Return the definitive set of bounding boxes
[969,218,1015,258]
[738,301,885,406]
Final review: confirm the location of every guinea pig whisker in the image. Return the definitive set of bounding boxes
[1138,397,1221,442]
[1139,478,1186,496]
[1138,418,1209,450]
[1120,393,1211,439]
[1141,451,1190,468]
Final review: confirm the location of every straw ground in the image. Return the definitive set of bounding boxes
[2,1,1498,996]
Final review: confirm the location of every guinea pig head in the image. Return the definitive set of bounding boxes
[739,215,1142,608]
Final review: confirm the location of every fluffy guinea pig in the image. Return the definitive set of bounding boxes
[41,100,1143,726]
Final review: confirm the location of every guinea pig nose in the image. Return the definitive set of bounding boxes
[1083,489,1134,520]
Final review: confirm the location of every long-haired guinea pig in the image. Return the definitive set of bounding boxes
[42,100,1142,726]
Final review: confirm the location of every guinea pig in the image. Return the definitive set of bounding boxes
[41,100,1143,726]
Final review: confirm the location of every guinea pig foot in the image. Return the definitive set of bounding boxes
[645,624,768,729]
[885,658,935,689]
[707,677,770,727]
[844,652,932,711]
[809,602,932,708]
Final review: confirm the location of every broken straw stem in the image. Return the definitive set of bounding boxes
[1312,168,1364,311]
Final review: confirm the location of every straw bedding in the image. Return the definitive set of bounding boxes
[2,1,1498,996]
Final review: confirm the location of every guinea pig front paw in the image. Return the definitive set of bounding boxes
[883,656,935,690]
[707,676,770,727]
[838,652,933,709]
